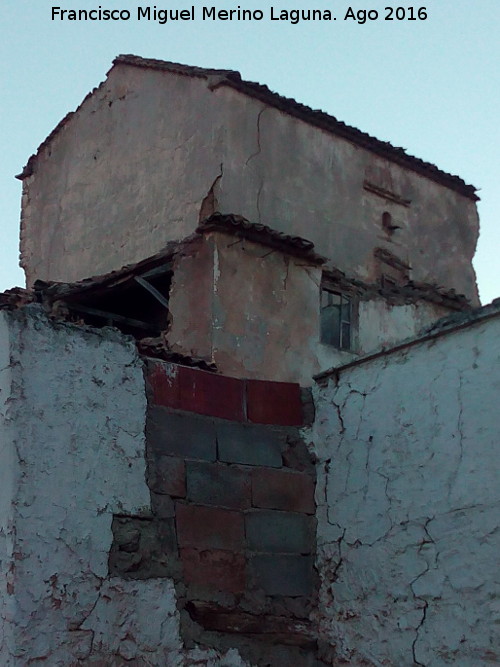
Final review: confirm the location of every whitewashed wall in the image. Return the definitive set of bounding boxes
[311,308,500,666]
[0,307,250,666]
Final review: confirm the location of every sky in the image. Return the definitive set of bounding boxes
[1,0,499,302]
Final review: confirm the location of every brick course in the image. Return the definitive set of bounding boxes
[186,461,251,510]
[246,510,316,554]
[249,555,314,597]
[246,379,303,426]
[217,422,283,467]
[176,503,245,551]
[149,455,186,497]
[180,548,246,593]
[147,360,305,426]
[179,366,246,421]
[252,468,315,514]
[147,407,217,461]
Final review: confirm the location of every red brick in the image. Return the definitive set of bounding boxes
[176,503,245,551]
[147,362,180,409]
[178,367,245,421]
[148,362,246,421]
[180,548,246,593]
[252,468,315,514]
[246,380,303,426]
[149,456,186,497]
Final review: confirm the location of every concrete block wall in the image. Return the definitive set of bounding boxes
[110,360,321,665]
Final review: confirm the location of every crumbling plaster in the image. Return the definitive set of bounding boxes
[21,63,479,303]
[310,310,500,666]
[0,307,251,665]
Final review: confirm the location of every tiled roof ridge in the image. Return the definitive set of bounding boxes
[113,54,478,201]
[196,213,325,264]
[17,54,478,201]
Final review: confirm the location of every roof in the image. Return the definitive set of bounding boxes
[32,241,180,301]
[0,287,34,311]
[18,55,478,201]
[197,213,325,264]
[2,214,471,316]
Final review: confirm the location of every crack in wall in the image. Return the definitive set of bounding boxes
[282,256,290,293]
[245,107,268,225]
[245,107,267,167]
[411,600,428,666]
[447,372,465,502]
[256,181,263,224]
[199,164,223,222]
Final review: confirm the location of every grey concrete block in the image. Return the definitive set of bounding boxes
[246,511,316,554]
[186,461,251,509]
[217,422,283,467]
[147,406,216,461]
[249,554,314,596]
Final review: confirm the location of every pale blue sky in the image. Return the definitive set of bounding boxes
[1,0,498,301]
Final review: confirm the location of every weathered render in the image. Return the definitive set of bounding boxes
[310,303,500,666]
[19,56,480,302]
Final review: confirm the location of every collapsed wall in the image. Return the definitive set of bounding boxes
[311,305,500,665]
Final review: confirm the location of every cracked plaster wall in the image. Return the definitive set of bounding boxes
[0,307,252,666]
[21,64,479,303]
[310,313,500,666]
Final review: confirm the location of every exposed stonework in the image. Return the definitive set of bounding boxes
[310,303,500,666]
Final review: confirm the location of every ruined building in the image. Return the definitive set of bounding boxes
[0,56,498,666]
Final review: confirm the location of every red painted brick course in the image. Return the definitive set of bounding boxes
[148,361,306,426]
[252,468,315,514]
[180,548,246,593]
[148,362,180,409]
[246,380,303,426]
[176,503,245,551]
[148,362,246,421]
[179,367,246,421]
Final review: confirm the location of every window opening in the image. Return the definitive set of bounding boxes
[320,288,351,350]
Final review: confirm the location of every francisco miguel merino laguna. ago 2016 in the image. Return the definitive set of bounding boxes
[51,5,429,25]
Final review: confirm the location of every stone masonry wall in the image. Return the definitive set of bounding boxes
[311,309,500,666]
[110,360,322,666]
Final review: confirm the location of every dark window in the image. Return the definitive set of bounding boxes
[320,289,351,350]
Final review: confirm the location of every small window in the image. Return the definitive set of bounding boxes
[320,288,351,350]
